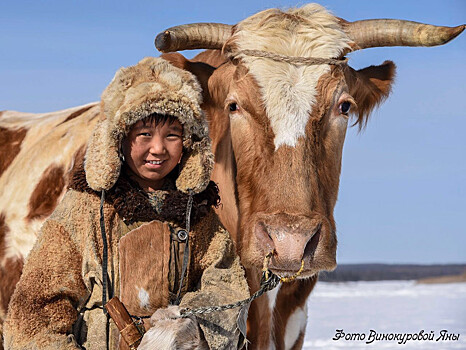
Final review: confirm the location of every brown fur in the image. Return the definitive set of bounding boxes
[0,53,396,349]
[1,10,398,348]
[161,40,395,348]
[273,277,317,348]
[4,222,87,349]
[344,61,396,129]
[161,53,217,95]
[244,270,274,348]
[3,4,463,346]
[5,185,247,349]
[119,221,171,316]
[70,160,220,227]
[0,213,23,350]
[0,258,23,322]
[85,57,213,194]
[25,146,86,220]
[290,331,305,350]
[58,105,95,126]
[139,305,208,350]
[26,164,66,222]
[25,145,88,225]
[0,127,27,177]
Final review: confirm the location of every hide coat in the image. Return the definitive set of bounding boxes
[4,57,249,350]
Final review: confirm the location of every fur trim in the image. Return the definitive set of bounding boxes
[176,137,214,194]
[85,120,121,191]
[71,161,219,227]
[85,57,213,194]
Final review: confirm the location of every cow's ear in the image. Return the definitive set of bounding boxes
[161,53,215,98]
[345,60,396,128]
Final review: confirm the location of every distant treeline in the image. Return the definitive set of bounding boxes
[318,263,466,282]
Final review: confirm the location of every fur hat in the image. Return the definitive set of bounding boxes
[85,57,213,194]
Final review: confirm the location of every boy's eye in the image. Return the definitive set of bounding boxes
[138,132,151,137]
[167,133,182,138]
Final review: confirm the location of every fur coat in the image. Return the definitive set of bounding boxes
[4,57,249,350]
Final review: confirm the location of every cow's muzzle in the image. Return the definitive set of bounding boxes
[252,212,335,275]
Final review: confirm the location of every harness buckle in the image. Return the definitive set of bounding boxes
[177,229,188,242]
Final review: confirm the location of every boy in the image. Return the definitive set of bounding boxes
[5,57,249,349]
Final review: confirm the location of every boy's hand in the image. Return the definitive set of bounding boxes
[137,305,208,350]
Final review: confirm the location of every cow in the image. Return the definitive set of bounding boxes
[0,3,464,349]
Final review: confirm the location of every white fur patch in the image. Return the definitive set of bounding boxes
[232,4,350,149]
[284,304,307,350]
[137,287,150,309]
[267,285,281,350]
[138,306,202,350]
[267,283,281,312]
[138,325,176,350]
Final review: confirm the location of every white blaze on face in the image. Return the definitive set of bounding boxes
[137,286,150,309]
[232,4,350,149]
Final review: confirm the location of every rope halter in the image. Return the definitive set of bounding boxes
[229,49,348,66]
[263,250,305,283]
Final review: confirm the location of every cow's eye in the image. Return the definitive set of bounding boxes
[339,101,351,115]
[229,103,238,112]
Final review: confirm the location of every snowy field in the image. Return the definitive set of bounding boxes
[304,281,466,349]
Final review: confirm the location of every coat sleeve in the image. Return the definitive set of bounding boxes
[179,213,250,350]
[4,218,88,350]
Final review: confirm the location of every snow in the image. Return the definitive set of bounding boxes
[303,281,466,349]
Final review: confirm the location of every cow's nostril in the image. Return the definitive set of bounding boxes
[255,221,275,251]
[303,224,321,259]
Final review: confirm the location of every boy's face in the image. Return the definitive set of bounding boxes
[122,119,183,191]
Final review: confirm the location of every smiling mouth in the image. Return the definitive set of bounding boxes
[146,160,164,165]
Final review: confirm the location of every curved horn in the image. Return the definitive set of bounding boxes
[344,19,465,50]
[155,23,233,53]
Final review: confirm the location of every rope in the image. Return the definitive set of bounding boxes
[262,250,305,283]
[100,190,109,315]
[99,190,111,350]
[233,49,348,66]
[175,190,194,305]
[279,260,305,283]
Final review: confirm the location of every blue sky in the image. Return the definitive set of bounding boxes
[1,1,464,264]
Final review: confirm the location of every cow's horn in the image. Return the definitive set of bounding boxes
[155,23,233,52]
[345,19,465,50]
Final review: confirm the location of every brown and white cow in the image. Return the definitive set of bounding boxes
[0,3,464,349]
[155,5,464,348]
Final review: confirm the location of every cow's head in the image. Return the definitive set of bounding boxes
[157,4,464,278]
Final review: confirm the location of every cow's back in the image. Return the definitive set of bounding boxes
[0,103,100,345]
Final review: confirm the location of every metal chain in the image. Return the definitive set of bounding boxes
[178,251,305,318]
[127,252,306,320]
[179,271,281,318]
[127,271,281,320]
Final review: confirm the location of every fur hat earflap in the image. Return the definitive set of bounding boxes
[85,57,213,194]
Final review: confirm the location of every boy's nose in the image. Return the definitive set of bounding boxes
[149,138,166,155]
